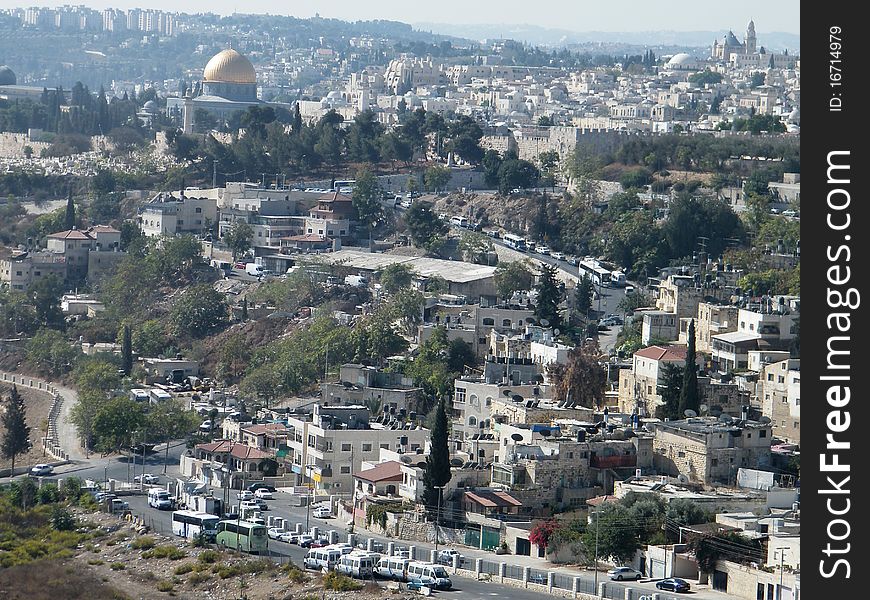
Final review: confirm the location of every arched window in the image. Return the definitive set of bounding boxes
[468,416,477,427]
[482,318,495,326]
[502,319,512,327]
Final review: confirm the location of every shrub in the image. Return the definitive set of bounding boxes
[142,545,186,560]
[110,562,125,571]
[50,506,76,531]
[283,562,306,583]
[87,559,105,566]
[188,571,210,585]
[131,536,156,550]
[156,580,173,592]
[197,549,219,564]
[323,571,362,591]
[174,563,194,575]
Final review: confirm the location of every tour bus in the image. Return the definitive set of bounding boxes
[215,519,269,554]
[148,488,172,510]
[579,260,612,287]
[610,270,627,287]
[336,551,378,579]
[171,510,219,541]
[304,547,343,571]
[406,562,453,589]
[503,233,527,251]
[333,179,356,194]
[375,556,412,581]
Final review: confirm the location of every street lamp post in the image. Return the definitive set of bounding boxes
[593,507,600,591]
[775,548,788,600]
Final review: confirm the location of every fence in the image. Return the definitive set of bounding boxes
[0,370,70,462]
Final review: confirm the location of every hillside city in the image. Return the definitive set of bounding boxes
[0,5,799,600]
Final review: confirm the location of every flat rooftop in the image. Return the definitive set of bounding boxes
[319,250,497,284]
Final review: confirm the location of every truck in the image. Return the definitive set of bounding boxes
[245,263,264,277]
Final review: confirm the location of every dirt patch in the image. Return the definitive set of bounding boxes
[0,559,131,600]
[0,383,53,471]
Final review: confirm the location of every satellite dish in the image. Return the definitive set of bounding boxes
[450,458,464,466]
[503,390,513,397]
[683,409,697,418]
[553,328,560,336]
[759,416,772,424]
[540,318,550,327]
[699,404,708,414]
[416,461,427,469]
[511,433,524,441]
[677,474,689,483]
[512,394,524,402]
[718,414,733,424]
[400,455,413,464]
[539,429,551,437]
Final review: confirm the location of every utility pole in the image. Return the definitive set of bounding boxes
[434,486,445,553]
[775,548,788,600]
[305,465,312,532]
[212,159,218,188]
[593,507,600,591]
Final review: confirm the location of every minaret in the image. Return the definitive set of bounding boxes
[745,20,757,54]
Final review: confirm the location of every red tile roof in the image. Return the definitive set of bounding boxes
[48,229,92,240]
[196,440,273,460]
[355,461,403,483]
[634,345,688,362]
[242,423,290,435]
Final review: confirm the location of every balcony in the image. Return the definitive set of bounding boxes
[590,454,637,469]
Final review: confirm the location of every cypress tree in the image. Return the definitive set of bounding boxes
[534,264,563,330]
[293,103,303,135]
[422,398,451,510]
[64,187,75,230]
[1,385,32,476]
[241,296,248,321]
[678,319,700,416]
[121,324,133,375]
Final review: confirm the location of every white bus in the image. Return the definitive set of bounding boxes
[611,271,627,287]
[171,510,219,541]
[449,215,469,228]
[579,260,612,287]
[503,233,527,251]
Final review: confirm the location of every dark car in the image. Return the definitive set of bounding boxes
[248,483,277,493]
[656,578,691,593]
[310,539,329,548]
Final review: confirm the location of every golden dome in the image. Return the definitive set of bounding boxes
[203,49,256,84]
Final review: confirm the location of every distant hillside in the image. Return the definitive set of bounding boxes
[413,23,800,53]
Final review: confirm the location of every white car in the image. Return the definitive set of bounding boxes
[550,252,566,261]
[536,246,551,255]
[608,567,642,581]
[267,527,286,540]
[254,488,273,500]
[313,506,332,519]
[279,532,299,544]
[238,490,254,501]
[29,464,54,477]
[134,473,159,484]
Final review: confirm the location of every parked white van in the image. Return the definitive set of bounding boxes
[147,488,172,510]
[336,551,378,578]
[375,556,411,581]
[245,263,264,277]
[406,562,452,589]
[304,547,343,571]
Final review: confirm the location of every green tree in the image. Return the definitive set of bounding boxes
[132,320,169,357]
[1,385,31,476]
[379,263,414,294]
[458,231,494,265]
[421,397,451,510]
[64,187,75,230]
[92,397,146,454]
[534,264,563,329]
[583,504,641,564]
[26,328,79,376]
[423,165,452,192]
[575,275,594,316]
[494,260,534,300]
[497,159,540,194]
[656,362,683,420]
[170,285,228,338]
[404,200,448,252]
[352,166,383,237]
[148,399,200,473]
[223,221,253,261]
[120,324,132,375]
[537,115,554,127]
[346,110,384,162]
[678,320,699,415]
[548,345,606,408]
[29,274,65,329]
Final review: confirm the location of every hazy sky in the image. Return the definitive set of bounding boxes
[9,1,800,34]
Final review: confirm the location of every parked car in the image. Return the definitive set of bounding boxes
[310,539,330,549]
[550,252,566,261]
[134,473,159,484]
[608,567,642,581]
[280,532,300,544]
[109,498,129,512]
[248,483,277,493]
[536,245,551,255]
[254,488,274,500]
[656,578,691,592]
[298,535,315,548]
[407,578,436,591]
[268,527,285,540]
[29,464,54,477]
[437,548,465,565]
[313,506,332,519]
[238,490,254,501]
